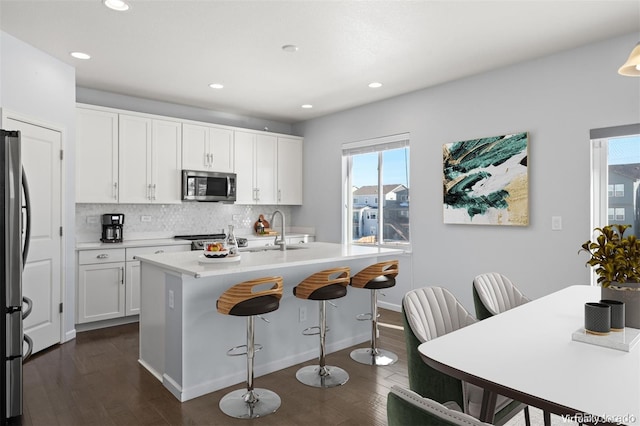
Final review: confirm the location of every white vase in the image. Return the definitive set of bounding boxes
[601,282,640,329]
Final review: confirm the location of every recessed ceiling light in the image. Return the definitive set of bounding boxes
[208,83,224,89]
[282,45,299,53]
[301,104,313,109]
[368,82,383,88]
[70,52,91,60]
[104,0,129,11]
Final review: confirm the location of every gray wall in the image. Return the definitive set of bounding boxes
[0,31,77,340]
[77,87,297,136]
[293,33,640,311]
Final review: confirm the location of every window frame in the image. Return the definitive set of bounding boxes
[590,123,640,285]
[342,133,410,249]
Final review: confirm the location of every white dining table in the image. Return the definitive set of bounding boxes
[418,285,640,426]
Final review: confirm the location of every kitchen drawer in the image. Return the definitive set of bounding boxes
[78,248,126,265]
[126,244,190,261]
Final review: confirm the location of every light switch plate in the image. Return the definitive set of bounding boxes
[552,216,562,231]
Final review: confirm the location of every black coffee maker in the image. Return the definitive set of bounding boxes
[101,213,125,243]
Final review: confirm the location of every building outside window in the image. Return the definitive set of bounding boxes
[342,133,410,247]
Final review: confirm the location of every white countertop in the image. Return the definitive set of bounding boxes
[135,242,404,278]
[76,232,314,250]
[76,238,191,250]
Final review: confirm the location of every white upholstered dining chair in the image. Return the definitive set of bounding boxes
[472,272,530,320]
[402,286,530,426]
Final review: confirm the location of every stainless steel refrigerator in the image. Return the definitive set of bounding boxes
[1,130,32,425]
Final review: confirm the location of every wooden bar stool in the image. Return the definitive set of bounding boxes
[293,267,350,388]
[349,259,399,366]
[216,276,284,419]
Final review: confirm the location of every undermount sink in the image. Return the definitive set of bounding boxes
[241,245,309,253]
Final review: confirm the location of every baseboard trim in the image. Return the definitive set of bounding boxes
[64,329,76,342]
[75,315,139,333]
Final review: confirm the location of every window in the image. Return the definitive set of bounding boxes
[608,208,626,221]
[590,124,640,284]
[608,183,625,197]
[342,133,410,247]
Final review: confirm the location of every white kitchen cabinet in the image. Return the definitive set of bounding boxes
[77,248,126,323]
[76,107,119,203]
[119,115,182,204]
[234,131,277,204]
[277,136,303,205]
[124,244,189,316]
[182,123,234,173]
[77,243,190,324]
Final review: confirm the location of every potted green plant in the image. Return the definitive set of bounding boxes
[580,224,640,329]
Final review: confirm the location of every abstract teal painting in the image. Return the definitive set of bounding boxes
[443,132,528,226]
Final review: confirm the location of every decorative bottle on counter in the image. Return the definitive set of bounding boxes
[256,218,265,235]
[227,225,238,256]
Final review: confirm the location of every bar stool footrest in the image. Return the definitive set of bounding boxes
[226,344,263,357]
[219,388,281,419]
[302,325,329,336]
[350,347,398,366]
[356,312,379,321]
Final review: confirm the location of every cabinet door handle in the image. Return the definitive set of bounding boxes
[113,182,118,200]
[154,250,164,254]
[147,184,152,200]
[203,152,208,167]
[120,267,124,285]
[255,188,260,201]
[152,184,157,200]
[278,189,282,202]
[97,254,109,259]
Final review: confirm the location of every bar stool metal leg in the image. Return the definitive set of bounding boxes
[296,300,349,388]
[219,316,281,418]
[350,289,398,366]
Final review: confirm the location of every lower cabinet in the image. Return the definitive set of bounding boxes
[77,244,189,324]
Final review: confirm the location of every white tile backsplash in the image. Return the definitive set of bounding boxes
[76,203,292,242]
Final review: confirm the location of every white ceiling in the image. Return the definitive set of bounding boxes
[1,1,638,124]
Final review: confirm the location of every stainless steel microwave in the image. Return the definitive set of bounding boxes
[181,170,236,202]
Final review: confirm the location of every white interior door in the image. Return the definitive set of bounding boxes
[6,117,62,354]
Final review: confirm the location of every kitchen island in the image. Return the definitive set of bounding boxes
[135,242,403,402]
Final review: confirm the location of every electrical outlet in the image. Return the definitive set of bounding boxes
[551,216,562,231]
[87,216,99,224]
[168,290,174,309]
[299,306,307,322]
[141,215,152,222]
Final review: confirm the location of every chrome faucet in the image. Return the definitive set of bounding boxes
[271,210,286,251]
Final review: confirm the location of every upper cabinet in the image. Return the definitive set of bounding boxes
[119,115,182,204]
[234,131,303,205]
[277,136,303,205]
[234,131,277,204]
[76,104,302,206]
[182,123,234,173]
[76,108,119,203]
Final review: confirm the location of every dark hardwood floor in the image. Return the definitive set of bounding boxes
[21,309,409,426]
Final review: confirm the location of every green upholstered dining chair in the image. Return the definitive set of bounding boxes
[402,286,530,426]
[387,385,492,426]
[472,272,530,320]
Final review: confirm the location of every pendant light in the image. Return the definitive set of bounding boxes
[618,42,640,76]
